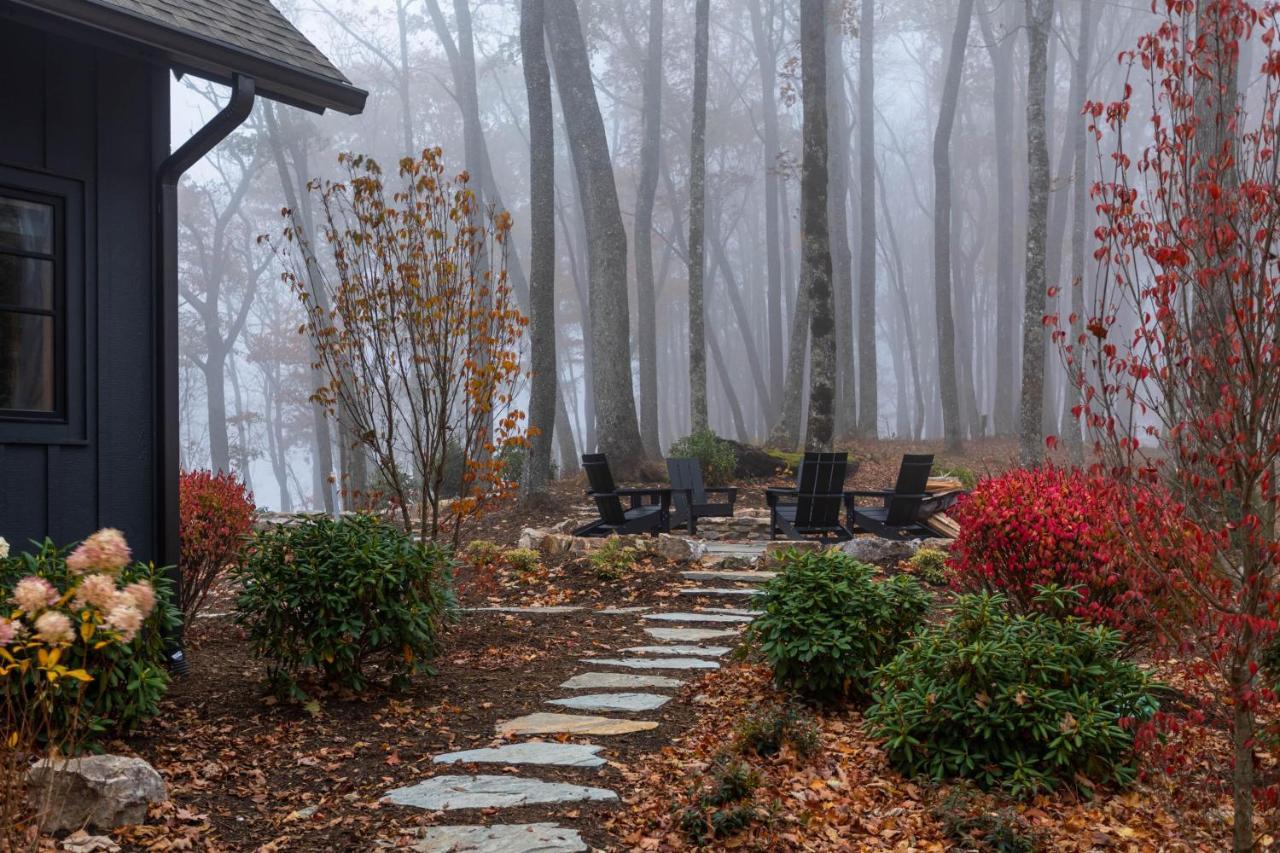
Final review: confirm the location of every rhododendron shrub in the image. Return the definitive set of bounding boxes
[1054,1,1280,844]
[948,466,1202,644]
[0,531,177,748]
[179,469,255,620]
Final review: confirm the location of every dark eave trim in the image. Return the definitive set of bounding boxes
[6,0,366,115]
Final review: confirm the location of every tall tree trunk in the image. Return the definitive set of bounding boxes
[876,161,925,440]
[933,0,975,453]
[801,0,836,450]
[203,346,230,473]
[708,323,749,442]
[749,0,785,416]
[1019,0,1053,466]
[1064,0,1095,464]
[977,1,1018,435]
[687,0,710,432]
[519,0,556,505]
[856,0,878,438]
[768,273,811,450]
[546,0,646,468]
[825,3,855,437]
[634,0,664,455]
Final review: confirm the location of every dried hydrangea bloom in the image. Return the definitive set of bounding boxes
[66,528,131,575]
[106,603,143,643]
[120,581,156,617]
[73,573,119,612]
[33,611,74,645]
[0,536,9,559]
[11,576,58,614]
[0,617,16,647]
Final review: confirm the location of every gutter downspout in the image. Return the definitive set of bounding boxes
[156,73,255,676]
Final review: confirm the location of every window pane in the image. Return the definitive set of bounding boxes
[0,254,53,309]
[0,196,54,254]
[0,312,54,412]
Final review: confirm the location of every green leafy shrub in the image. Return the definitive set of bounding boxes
[503,547,543,581]
[932,462,978,490]
[463,539,503,568]
[589,537,639,581]
[233,514,456,698]
[866,589,1158,798]
[747,549,930,700]
[934,785,1043,852]
[0,535,178,749]
[733,702,820,759]
[908,547,950,586]
[669,429,737,486]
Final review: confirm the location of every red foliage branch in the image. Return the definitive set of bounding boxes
[178,469,255,621]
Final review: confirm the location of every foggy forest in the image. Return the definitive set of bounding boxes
[174,0,1148,512]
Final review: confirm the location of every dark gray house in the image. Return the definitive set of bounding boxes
[0,2,365,571]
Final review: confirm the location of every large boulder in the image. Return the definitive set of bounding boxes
[651,534,703,563]
[839,536,919,566]
[28,755,166,832]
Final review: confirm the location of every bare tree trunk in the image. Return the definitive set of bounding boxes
[687,0,710,432]
[825,3,855,437]
[801,0,836,450]
[933,0,974,453]
[634,0,664,455]
[1019,0,1053,466]
[519,0,556,505]
[1064,0,1095,465]
[977,1,1018,435]
[749,0,785,417]
[856,0,878,438]
[546,0,646,468]
[768,272,810,450]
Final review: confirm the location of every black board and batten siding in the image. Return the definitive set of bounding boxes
[0,20,168,563]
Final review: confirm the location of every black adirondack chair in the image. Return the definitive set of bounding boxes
[766,452,853,542]
[573,453,674,537]
[667,457,738,535]
[845,453,960,539]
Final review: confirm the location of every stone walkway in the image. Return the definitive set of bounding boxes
[379,538,777,851]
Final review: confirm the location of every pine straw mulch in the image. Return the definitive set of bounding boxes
[606,662,1277,851]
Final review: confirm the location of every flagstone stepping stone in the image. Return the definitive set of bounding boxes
[644,627,740,642]
[699,606,763,615]
[410,823,586,853]
[432,742,605,768]
[497,712,659,737]
[582,657,720,670]
[680,570,776,583]
[462,606,585,614]
[383,774,617,811]
[559,672,684,690]
[679,587,763,597]
[548,692,671,712]
[643,611,753,623]
[624,644,730,656]
[596,606,650,614]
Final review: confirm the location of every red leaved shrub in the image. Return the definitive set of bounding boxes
[179,469,255,621]
[948,465,1198,645]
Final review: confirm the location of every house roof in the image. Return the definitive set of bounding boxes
[6,0,366,115]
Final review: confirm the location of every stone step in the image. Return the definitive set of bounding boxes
[595,606,650,615]
[699,606,763,616]
[643,611,754,624]
[383,775,617,811]
[432,742,605,768]
[623,644,731,657]
[644,627,740,642]
[559,672,684,690]
[701,542,769,555]
[462,606,585,615]
[678,587,763,597]
[680,570,776,583]
[548,692,671,712]
[581,657,719,670]
[497,712,658,737]
[410,823,586,852]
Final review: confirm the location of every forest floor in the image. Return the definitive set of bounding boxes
[100,438,1274,851]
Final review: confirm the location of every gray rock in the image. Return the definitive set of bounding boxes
[582,657,719,670]
[516,528,548,551]
[496,712,658,736]
[839,536,918,565]
[548,692,671,712]
[411,823,586,853]
[432,742,605,768]
[559,672,684,690]
[383,775,617,811]
[643,611,753,624]
[699,607,762,615]
[680,570,776,583]
[919,537,954,552]
[27,755,166,832]
[623,645,730,656]
[539,533,575,556]
[644,627,740,642]
[462,605,585,614]
[596,606,650,615]
[650,534,704,562]
[678,587,762,597]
